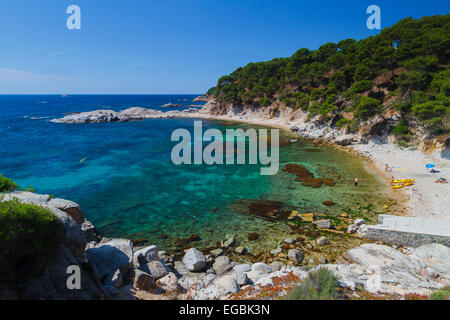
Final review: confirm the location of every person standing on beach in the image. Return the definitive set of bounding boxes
[354,177,359,186]
[385,164,389,172]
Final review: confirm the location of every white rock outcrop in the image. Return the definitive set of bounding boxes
[322,243,450,295]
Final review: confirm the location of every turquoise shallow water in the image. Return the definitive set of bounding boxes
[0,95,388,253]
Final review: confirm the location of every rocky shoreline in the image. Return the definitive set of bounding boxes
[1,191,449,300]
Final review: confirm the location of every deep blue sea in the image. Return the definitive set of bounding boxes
[0,95,387,253]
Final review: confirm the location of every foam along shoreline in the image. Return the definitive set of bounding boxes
[51,101,450,221]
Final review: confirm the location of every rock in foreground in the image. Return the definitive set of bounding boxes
[182,248,206,272]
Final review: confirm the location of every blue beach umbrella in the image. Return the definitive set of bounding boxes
[426,163,436,168]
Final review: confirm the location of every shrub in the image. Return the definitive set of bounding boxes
[335,118,351,129]
[329,72,347,90]
[260,97,271,107]
[0,199,66,282]
[397,140,409,148]
[393,98,412,112]
[411,101,447,120]
[351,80,374,93]
[24,186,36,193]
[354,65,371,81]
[285,268,341,300]
[0,174,18,193]
[354,96,382,119]
[349,120,359,132]
[319,102,337,119]
[392,124,410,135]
[430,286,450,300]
[282,97,297,108]
[391,118,410,135]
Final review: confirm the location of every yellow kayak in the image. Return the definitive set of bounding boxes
[392,182,415,189]
[393,179,415,183]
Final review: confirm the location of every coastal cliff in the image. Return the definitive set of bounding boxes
[206,14,450,157]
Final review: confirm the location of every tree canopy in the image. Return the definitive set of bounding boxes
[208,14,450,130]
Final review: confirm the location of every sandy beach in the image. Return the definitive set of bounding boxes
[352,142,450,220]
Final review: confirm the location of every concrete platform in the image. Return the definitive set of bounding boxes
[363,214,450,247]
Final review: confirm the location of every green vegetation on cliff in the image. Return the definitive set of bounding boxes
[208,14,450,133]
[0,174,18,193]
[0,175,65,283]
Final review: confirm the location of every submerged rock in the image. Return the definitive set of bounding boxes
[210,248,224,256]
[235,246,246,255]
[221,236,235,248]
[227,199,287,221]
[312,220,331,229]
[270,247,282,255]
[288,249,304,265]
[300,177,323,188]
[247,232,260,241]
[284,238,294,244]
[316,236,330,246]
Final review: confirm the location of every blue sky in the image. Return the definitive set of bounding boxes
[0,0,448,94]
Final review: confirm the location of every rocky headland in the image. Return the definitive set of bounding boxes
[50,107,201,124]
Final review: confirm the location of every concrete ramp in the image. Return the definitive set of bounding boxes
[363,214,450,247]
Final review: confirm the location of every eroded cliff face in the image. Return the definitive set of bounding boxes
[203,99,302,121]
[419,134,450,158]
[204,99,449,158]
